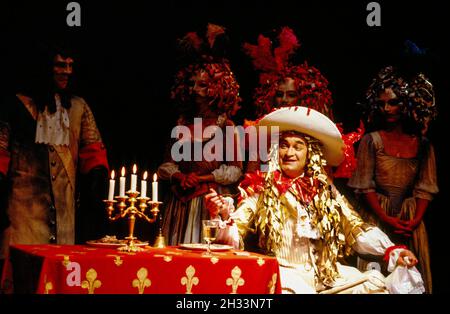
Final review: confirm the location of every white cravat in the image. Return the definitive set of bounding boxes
[35,94,70,146]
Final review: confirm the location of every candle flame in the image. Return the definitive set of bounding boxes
[121,167,125,177]
[111,170,115,180]
[143,171,148,180]
[153,173,157,182]
[133,164,137,174]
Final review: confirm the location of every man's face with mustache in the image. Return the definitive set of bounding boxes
[53,54,74,90]
[278,133,308,179]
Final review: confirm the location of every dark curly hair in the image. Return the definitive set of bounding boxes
[363,66,421,135]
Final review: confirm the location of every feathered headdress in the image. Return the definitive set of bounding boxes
[171,24,241,118]
[243,27,333,119]
[243,27,300,73]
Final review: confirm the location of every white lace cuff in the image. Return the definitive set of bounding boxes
[212,165,242,185]
[353,227,394,256]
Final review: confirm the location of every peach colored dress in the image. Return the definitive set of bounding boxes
[348,131,438,293]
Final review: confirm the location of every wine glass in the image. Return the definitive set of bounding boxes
[202,219,220,256]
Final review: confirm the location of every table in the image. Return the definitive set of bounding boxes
[3,244,281,294]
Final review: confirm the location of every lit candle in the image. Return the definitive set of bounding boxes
[131,164,137,192]
[108,170,116,201]
[141,171,148,198]
[119,167,126,197]
[152,173,158,202]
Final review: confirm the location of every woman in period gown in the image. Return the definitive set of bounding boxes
[158,114,242,245]
[349,67,438,293]
[158,25,243,245]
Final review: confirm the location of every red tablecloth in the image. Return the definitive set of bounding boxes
[4,244,281,294]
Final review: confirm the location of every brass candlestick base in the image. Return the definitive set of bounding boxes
[103,191,162,252]
[118,237,144,252]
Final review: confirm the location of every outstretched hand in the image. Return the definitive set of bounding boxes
[204,188,234,219]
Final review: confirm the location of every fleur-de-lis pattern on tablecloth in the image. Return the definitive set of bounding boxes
[210,257,219,264]
[114,256,123,266]
[132,267,151,294]
[154,254,173,262]
[81,268,102,294]
[267,273,278,294]
[226,266,245,294]
[56,254,71,267]
[7,245,281,294]
[107,255,123,266]
[181,265,199,294]
[44,275,53,294]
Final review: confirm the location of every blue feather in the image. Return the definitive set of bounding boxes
[404,40,427,56]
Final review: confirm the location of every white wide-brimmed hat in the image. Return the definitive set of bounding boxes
[257,106,345,166]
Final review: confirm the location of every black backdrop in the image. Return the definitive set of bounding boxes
[1,0,449,293]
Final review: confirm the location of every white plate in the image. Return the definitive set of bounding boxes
[179,243,233,251]
[86,240,149,248]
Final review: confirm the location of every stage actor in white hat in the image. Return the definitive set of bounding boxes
[205,106,425,294]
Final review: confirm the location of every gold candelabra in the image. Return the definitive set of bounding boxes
[103,190,166,252]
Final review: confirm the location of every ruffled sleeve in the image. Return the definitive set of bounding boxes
[348,133,376,193]
[157,162,180,181]
[413,139,439,200]
[212,164,242,185]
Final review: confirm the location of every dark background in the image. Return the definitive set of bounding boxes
[1,0,448,293]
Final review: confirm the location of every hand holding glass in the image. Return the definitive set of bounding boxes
[202,220,220,256]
